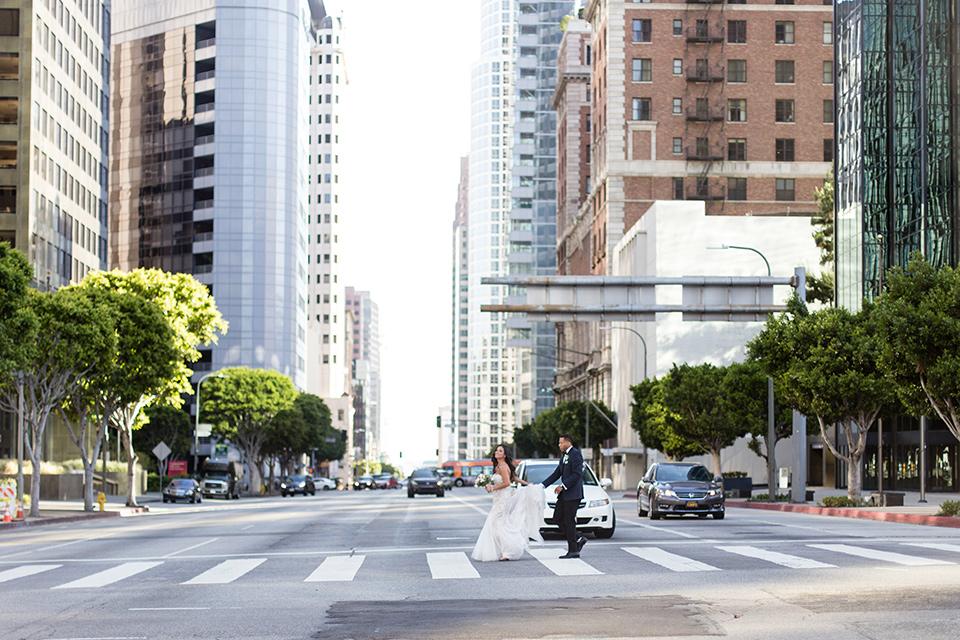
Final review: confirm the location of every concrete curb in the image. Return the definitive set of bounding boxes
[727,500,960,528]
[0,506,150,531]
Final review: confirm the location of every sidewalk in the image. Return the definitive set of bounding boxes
[0,492,160,531]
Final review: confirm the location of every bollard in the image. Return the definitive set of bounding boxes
[96,492,107,511]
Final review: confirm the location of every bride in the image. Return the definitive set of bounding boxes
[471,444,546,562]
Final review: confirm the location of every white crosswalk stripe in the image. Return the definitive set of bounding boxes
[427,552,481,579]
[0,564,61,583]
[52,561,163,589]
[808,544,955,566]
[902,542,960,554]
[182,558,266,585]
[304,555,366,582]
[717,546,835,569]
[529,548,603,576]
[622,546,719,572]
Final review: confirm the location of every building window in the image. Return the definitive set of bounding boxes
[775,138,795,161]
[775,22,795,44]
[672,98,682,115]
[673,19,682,36]
[728,21,747,44]
[728,60,746,83]
[632,97,652,121]
[775,60,795,83]
[673,137,683,154]
[823,99,834,123]
[776,0,794,4]
[823,22,833,44]
[823,60,834,84]
[673,177,684,200]
[727,178,747,200]
[633,58,652,82]
[776,178,795,201]
[823,139,834,162]
[673,59,683,75]
[728,99,746,122]
[728,138,746,161]
[633,19,652,43]
[775,99,795,122]
[0,9,19,36]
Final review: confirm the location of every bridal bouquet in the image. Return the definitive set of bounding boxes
[474,473,493,487]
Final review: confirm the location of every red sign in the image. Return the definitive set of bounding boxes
[167,460,188,476]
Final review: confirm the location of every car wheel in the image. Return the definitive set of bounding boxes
[594,512,615,539]
[323,486,331,491]
[649,494,661,520]
[162,496,168,503]
[408,491,415,498]
[713,511,725,520]
[197,495,202,503]
[190,495,196,504]
[637,496,647,517]
[455,478,463,487]
[311,490,316,496]
[437,489,444,498]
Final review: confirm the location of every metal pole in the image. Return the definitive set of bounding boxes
[919,415,927,503]
[16,376,23,508]
[767,377,775,502]
[791,267,808,503]
[194,380,202,477]
[877,418,883,496]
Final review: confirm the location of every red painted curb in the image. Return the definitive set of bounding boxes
[727,500,960,528]
[0,506,149,531]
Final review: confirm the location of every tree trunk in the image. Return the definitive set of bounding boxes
[847,452,863,503]
[120,426,139,507]
[28,447,41,517]
[711,450,722,478]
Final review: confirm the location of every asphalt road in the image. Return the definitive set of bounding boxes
[4,488,960,640]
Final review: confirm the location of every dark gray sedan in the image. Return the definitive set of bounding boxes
[637,462,724,520]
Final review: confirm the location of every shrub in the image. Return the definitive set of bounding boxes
[722,471,748,478]
[747,493,790,502]
[937,500,960,517]
[819,496,861,508]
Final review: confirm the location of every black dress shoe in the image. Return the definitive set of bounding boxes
[576,536,587,552]
[559,552,580,559]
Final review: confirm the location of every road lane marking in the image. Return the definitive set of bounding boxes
[619,520,700,538]
[529,548,603,576]
[163,538,219,558]
[427,552,481,579]
[447,493,489,516]
[0,564,61,583]
[304,555,366,582]
[130,607,211,611]
[52,561,163,589]
[902,542,960,554]
[717,545,835,569]
[622,547,719,572]
[808,544,954,566]
[241,525,254,531]
[182,558,266,584]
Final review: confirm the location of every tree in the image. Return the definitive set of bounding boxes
[298,394,342,464]
[661,363,753,476]
[630,378,700,461]
[722,360,795,466]
[875,255,960,443]
[807,171,835,305]
[76,269,227,506]
[0,288,115,515]
[202,367,298,495]
[136,405,193,473]
[527,400,617,462]
[748,299,894,501]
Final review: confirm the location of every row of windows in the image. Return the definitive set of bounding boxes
[668,137,834,162]
[309,95,340,105]
[671,177,802,201]
[34,145,101,221]
[632,58,833,84]
[35,13,103,109]
[640,19,832,45]
[633,97,834,124]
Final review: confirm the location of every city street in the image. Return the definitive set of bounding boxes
[3,489,960,640]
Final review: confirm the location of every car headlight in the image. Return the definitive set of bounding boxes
[708,489,719,496]
[281,483,287,489]
[587,498,609,508]
[298,482,305,488]
[658,489,678,499]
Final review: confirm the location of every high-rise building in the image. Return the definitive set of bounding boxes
[508,1,574,427]
[466,0,518,459]
[452,156,469,459]
[346,287,380,462]
[0,1,109,289]
[111,0,323,390]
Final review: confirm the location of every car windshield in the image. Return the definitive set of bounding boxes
[374,474,391,479]
[168,480,193,488]
[521,463,599,486]
[412,469,437,478]
[655,465,712,482]
[205,473,229,480]
[286,475,305,482]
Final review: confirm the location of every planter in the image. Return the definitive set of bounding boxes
[722,477,753,498]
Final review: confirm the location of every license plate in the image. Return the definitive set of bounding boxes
[686,501,699,508]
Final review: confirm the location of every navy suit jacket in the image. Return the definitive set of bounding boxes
[541,447,584,502]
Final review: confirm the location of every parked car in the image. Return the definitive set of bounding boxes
[280,474,316,497]
[407,468,445,498]
[437,470,454,491]
[516,459,615,538]
[163,478,203,504]
[354,475,374,490]
[636,462,725,520]
[373,473,398,489]
[314,476,337,491]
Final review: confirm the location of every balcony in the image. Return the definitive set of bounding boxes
[687,185,726,201]
[686,25,724,43]
[686,106,724,122]
[687,66,725,83]
[686,145,724,162]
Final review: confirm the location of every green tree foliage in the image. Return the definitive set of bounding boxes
[299,394,344,464]
[874,255,960,443]
[136,405,194,473]
[748,298,893,501]
[202,367,298,495]
[0,243,34,379]
[525,400,617,461]
[722,360,795,464]
[630,378,700,461]
[264,394,339,488]
[807,172,835,305]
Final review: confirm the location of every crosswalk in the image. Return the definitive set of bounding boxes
[3,542,958,589]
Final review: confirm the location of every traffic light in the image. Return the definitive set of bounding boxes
[436,415,441,428]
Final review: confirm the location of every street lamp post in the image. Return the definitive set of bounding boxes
[599,325,648,380]
[709,244,778,503]
[194,372,228,475]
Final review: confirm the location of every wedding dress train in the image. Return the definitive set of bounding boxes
[471,474,546,562]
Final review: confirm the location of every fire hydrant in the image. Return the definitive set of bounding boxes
[96,492,106,511]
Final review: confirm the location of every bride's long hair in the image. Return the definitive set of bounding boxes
[491,444,517,481]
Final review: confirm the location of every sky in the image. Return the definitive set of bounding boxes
[326,0,482,470]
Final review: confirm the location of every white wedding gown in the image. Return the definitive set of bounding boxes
[471,474,546,562]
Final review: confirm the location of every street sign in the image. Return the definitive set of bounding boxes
[197,423,212,437]
[152,441,171,461]
[167,460,187,476]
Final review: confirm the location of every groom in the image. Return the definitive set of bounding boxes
[541,434,587,559]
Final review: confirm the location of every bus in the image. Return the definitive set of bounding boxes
[440,460,495,487]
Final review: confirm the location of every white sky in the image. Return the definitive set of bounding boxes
[330,0,482,471]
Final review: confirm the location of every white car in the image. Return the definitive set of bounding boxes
[314,477,337,491]
[516,459,616,539]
